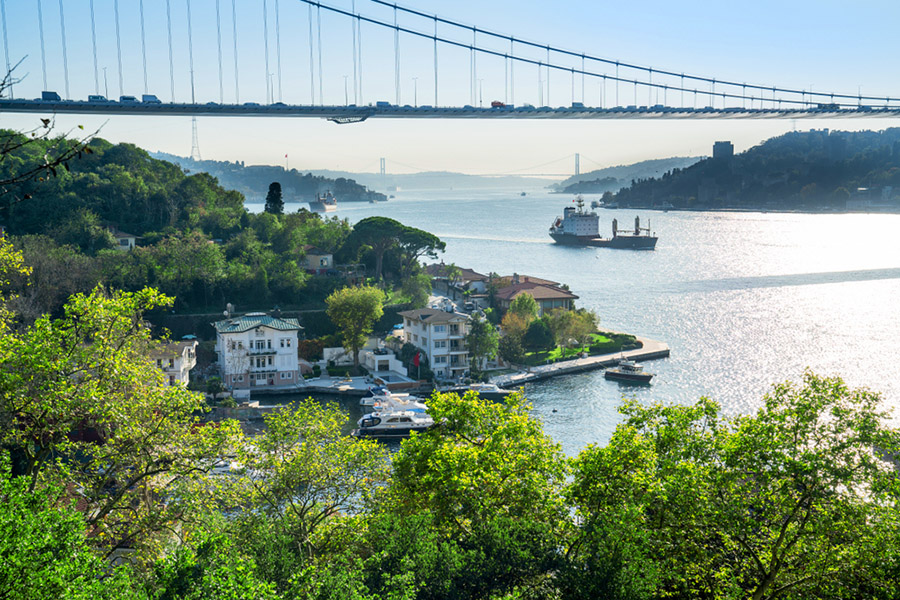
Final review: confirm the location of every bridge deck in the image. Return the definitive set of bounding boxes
[3,100,899,122]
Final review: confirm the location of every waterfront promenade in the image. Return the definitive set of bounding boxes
[489,336,670,389]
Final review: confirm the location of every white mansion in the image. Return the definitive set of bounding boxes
[213,313,303,394]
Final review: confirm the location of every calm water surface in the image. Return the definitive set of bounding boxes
[251,191,900,455]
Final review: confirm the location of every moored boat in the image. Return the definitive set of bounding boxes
[604,359,654,384]
[352,409,434,439]
[446,382,517,401]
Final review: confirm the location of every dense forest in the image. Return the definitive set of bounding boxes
[612,128,900,210]
[152,152,387,203]
[0,132,437,319]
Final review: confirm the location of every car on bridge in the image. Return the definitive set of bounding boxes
[88,94,110,102]
[119,95,139,103]
[142,94,161,103]
[41,91,62,101]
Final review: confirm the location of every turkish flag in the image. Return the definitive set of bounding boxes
[413,352,420,367]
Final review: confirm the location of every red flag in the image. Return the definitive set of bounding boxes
[413,352,420,367]
[285,153,288,158]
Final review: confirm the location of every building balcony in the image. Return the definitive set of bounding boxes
[249,349,277,356]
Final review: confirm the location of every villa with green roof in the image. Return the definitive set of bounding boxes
[212,312,304,396]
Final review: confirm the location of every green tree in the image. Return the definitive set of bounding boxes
[220,401,389,591]
[325,285,385,373]
[345,216,405,283]
[397,225,445,280]
[0,453,138,600]
[0,236,30,327]
[264,181,284,215]
[0,286,237,556]
[401,270,431,308]
[498,333,526,365]
[568,372,900,600]
[508,292,539,320]
[523,318,554,351]
[546,308,596,352]
[465,313,499,378]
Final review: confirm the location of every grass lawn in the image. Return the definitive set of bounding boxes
[521,333,620,367]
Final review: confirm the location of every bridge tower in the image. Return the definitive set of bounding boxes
[190,117,202,161]
[575,153,580,177]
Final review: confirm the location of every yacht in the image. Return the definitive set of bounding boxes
[352,410,434,439]
[445,382,517,401]
[604,359,654,384]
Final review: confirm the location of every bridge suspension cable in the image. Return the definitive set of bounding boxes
[275,0,283,102]
[167,0,175,101]
[231,0,239,103]
[36,0,47,91]
[139,0,148,95]
[57,0,69,99]
[298,0,897,110]
[0,0,11,97]
[215,0,224,103]
[113,0,123,97]
[89,0,98,95]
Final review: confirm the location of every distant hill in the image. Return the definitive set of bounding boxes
[552,156,702,194]
[611,128,900,211]
[305,170,557,192]
[151,152,386,203]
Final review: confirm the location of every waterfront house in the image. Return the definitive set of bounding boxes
[397,308,471,381]
[495,279,579,316]
[152,339,198,386]
[212,312,303,396]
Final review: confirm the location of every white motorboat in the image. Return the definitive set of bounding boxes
[352,409,434,439]
[446,382,516,401]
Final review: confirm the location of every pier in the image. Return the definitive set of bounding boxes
[489,336,670,388]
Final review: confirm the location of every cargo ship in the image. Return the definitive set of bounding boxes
[549,196,657,249]
[309,191,337,213]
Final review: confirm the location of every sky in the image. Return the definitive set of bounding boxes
[2,0,900,176]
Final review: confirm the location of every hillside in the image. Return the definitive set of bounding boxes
[552,156,702,194]
[611,128,900,210]
[152,152,387,203]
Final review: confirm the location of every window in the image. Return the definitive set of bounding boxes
[435,356,447,364]
[413,334,418,342]
[156,359,163,368]
[435,340,446,348]
[119,239,129,246]
[280,338,285,348]
[255,328,265,337]
[255,340,265,350]
[237,375,244,382]
[286,338,292,347]
[168,359,174,368]
[267,356,273,366]
[267,339,272,349]
[434,325,446,333]
[168,375,176,385]
[237,341,244,349]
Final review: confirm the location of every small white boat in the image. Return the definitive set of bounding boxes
[446,382,516,401]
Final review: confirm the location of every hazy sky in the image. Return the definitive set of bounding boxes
[2,0,900,175]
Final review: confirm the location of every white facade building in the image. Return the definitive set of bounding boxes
[397,308,470,381]
[152,340,198,386]
[212,313,303,394]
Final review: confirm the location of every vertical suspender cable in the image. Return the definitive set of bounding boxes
[316,5,323,105]
[262,0,269,102]
[545,46,550,106]
[351,0,357,104]
[432,16,437,107]
[509,37,514,106]
[186,0,196,103]
[581,55,585,103]
[274,0,282,101]
[166,0,175,101]
[57,0,69,98]
[37,0,47,91]
[215,0,224,103]
[615,62,619,106]
[231,0,239,103]
[471,27,476,106]
[89,0,98,95]
[393,6,399,104]
[114,0,123,96]
[537,61,542,106]
[139,0,148,95]
[307,4,315,104]
[357,13,362,103]
[0,0,12,97]
[504,54,507,105]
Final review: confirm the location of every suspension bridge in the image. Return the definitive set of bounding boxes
[1,0,899,122]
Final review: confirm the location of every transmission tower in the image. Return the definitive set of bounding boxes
[190,116,202,161]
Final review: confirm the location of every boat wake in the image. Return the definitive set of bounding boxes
[676,267,900,293]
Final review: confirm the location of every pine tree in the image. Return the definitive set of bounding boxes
[264,181,284,215]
